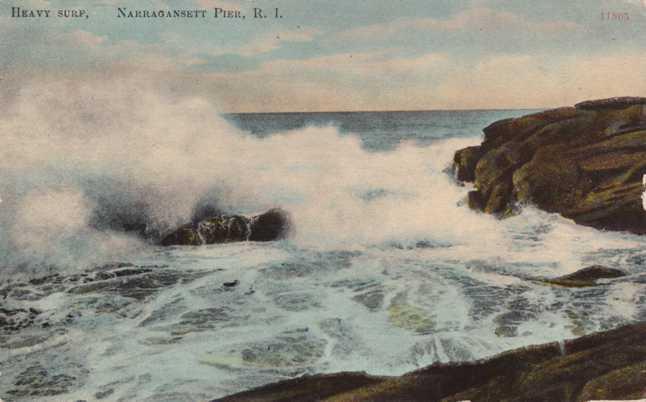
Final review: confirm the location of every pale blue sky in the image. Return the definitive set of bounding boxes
[2,0,645,111]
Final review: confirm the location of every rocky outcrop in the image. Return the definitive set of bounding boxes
[543,265,626,287]
[217,322,646,402]
[453,97,646,233]
[248,208,291,241]
[160,208,290,246]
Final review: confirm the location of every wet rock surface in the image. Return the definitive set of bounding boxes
[161,208,290,246]
[453,97,646,233]
[218,322,646,402]
[544,265,627,287]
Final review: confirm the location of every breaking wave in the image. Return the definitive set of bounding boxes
[0,72,508,273]
[3,72,646,401]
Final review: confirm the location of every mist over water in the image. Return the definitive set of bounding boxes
[0,73,522,272]
[2,75,646,401]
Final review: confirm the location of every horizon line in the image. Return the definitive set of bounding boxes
[225,107,543,115]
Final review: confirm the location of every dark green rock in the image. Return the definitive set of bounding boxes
[453,97,646,234]
[453,146,483,182]
[161,208,289,246]
[544,265,626,288]
[217,322,646,402]
[249,208,290,241]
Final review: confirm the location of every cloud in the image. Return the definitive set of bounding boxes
[434,51,646,109]
[336,7,580,41]
[70,30,107,48]
[258,51,448,78]
[188,48,646,112]
[2,15,642,113]
[190,51,449,111]
[0,1,641,113]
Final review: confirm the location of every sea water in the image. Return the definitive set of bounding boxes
[1,82,646,401]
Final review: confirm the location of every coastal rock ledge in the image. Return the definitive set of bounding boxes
[218,323,646,402]
[453,96,646,233]
[161,208,289,246]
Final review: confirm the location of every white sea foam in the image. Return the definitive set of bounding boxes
[0,72,503,271]
[3,72,638,275]
[2,73,646,401]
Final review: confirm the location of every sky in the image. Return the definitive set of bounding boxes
[1,0,646,112]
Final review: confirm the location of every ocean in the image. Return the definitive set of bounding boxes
[2,109,646,401]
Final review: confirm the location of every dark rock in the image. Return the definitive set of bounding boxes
[217,322,646,402]
[453,146,484,182]
[544,265,627,287]
[160,223,208,246]
[575,96,646,110]
[453,97,646,234]
[249,208,290,241]
[466,190,484,210]
[223,280,239,288]
[199,215,250,243]
[216,373,384,402]
[161,208,289,246]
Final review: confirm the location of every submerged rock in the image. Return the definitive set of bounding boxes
[453,97,646,233]
[217,322,646,402]
[161,208,289,246]
[7,364,78,398]
[67,266,208,300]
[544,265,627,287]
[0,307,40,334]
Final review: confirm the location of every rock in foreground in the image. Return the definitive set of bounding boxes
[161,208,289,246]
[217,323,646,402]
[453,97,646,233]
